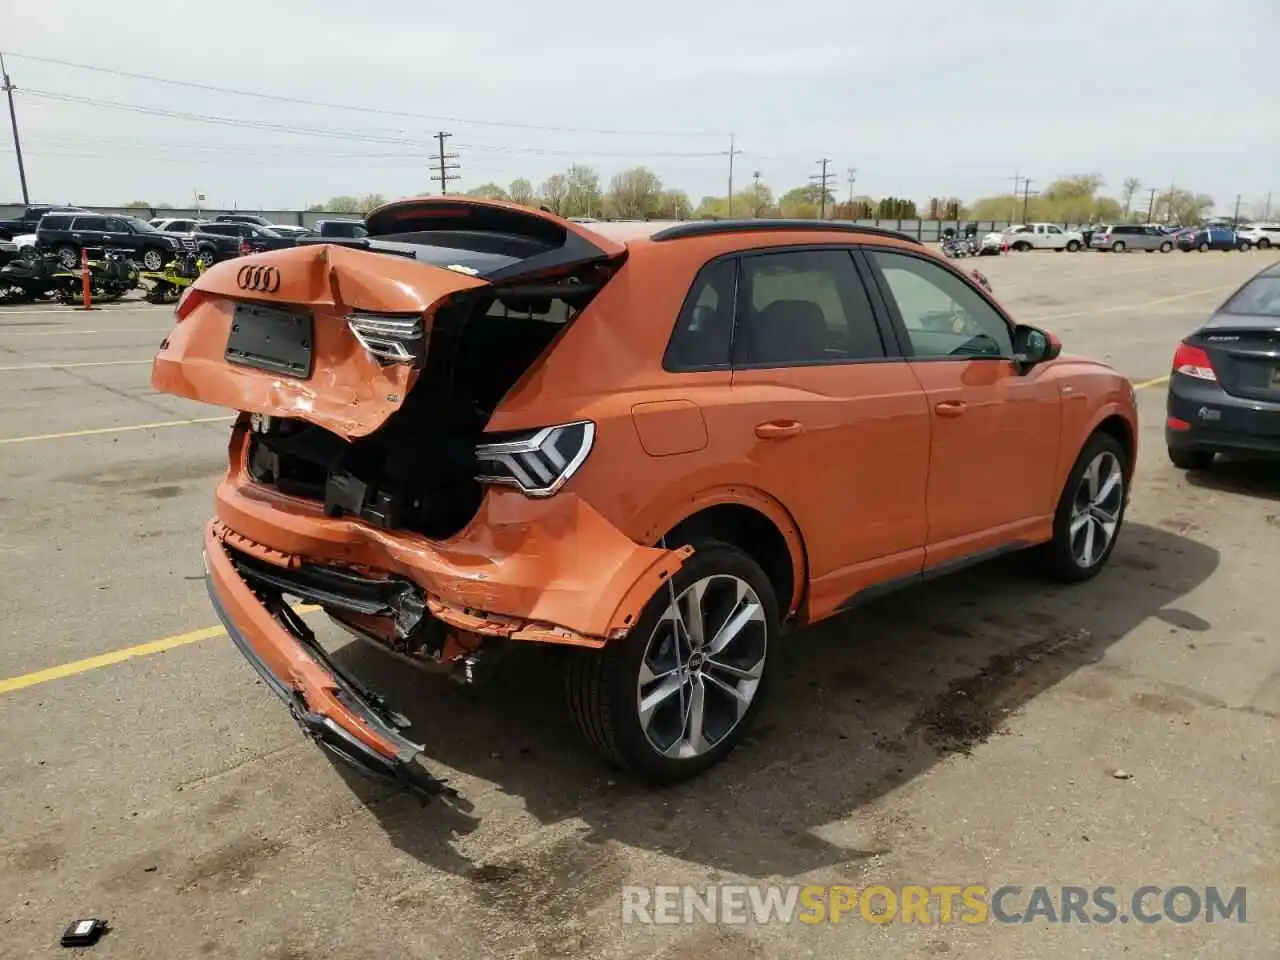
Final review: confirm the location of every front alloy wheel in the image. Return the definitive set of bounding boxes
[1069,450,1124,569]
[1034,432,1128,582]
[566,540,778,781]
[141,248,165,271]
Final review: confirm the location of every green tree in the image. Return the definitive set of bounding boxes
[607,167,664,218]
[125,200,152,210]
[310,196,363,214]
[876,197,918,219]
[539,174,569,215]
[654,189,693,220]
[778,184,829,218]
[509,179,537,206]
[565,165,602,218]
[1155,188,1214,225]
[1121,177,1142,220]
[465,182,511,201]
[694,184,775,219]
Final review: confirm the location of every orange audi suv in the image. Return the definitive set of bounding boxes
[152,198,1138,796]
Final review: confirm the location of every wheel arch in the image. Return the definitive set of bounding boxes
[1088,408,1137,482]
[644,488,808,621]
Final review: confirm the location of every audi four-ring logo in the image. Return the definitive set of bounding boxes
[236,264,281,293]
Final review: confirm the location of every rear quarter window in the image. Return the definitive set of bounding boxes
[664,257,737,371]
[39,215,72,230]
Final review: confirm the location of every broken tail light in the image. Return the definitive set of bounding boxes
[347,311,426,364]
[475,421,595,498]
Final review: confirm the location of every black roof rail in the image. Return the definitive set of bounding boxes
[649,219,922,245]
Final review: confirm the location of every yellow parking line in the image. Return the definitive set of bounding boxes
[0,359,152,371]
[0,606,320,695]
[1133,374,1170,390]
[1027,283,1235,323]
[0,415,234,445]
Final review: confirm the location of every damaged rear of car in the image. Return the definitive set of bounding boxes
[153,199,691,798]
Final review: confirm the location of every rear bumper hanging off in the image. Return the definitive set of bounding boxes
[203,524,456,802]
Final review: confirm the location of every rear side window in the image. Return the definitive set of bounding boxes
[40,215,71,230]
[73,217,107,231]
[1221,276,1280,317]
[736,249,884,366]
[664,257,737,371]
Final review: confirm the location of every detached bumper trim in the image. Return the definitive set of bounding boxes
[204,539,457,803]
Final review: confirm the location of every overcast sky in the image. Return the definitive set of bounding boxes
[2,0,1276,213]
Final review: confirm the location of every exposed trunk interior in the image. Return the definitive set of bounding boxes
[245,272,606,539]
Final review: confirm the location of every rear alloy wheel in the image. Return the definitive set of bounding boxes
[1112,240,1126,253]
[1259,238,1272,249]
[1066,240,1081,252]
[1168,447,1214,470]
[1198,241,1209,252]
[1160,241,1173,253]
[56,244,80,269]
[1034,433,1128,582]
[565,541,778,782]
[1013,241,1032,252]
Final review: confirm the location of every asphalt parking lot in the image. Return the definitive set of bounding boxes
[1,249,1277,959]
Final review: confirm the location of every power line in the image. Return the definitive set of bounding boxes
[4,50,726,139]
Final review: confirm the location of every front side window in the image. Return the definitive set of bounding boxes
[664,257,736,370]
[1047,225,1062,234]
[73,217,107,232]
[736,249,884,366]
[872,251,1013,359]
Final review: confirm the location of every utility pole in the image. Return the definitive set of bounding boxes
[0,51,30,205]
[1021,178,1035,222]
[725,134,741,217]
[1006,169,1021,222]
[810,158,835,219]
[845,167,858,217]
[1166,180,1175,224]
[430,131,460,195]
[1265,191,1272,220]
[1145,188,1157,223]
[751,170,761,218]
[1232,193,1242,224]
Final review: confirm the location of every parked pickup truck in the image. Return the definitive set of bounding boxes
[980,222,1084,253]
[0,205,88,240]
[315,218,368,239]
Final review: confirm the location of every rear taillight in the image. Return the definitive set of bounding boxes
[1172,342,1216,381]
[475,422,595,498]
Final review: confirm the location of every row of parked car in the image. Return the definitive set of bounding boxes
[0,205,368,272]
[971,220,1280,256]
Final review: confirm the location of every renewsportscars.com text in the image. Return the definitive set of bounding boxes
[621,884,1247,926]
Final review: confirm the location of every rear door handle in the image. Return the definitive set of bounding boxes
[755,420,805,439]
[935,400,968,417]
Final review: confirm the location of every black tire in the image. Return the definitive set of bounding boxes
[55,244,80,269]
[1160,241,1173,253]
[1259,238,1272,250]
[1238,240,1252,252]
[1198,241,1209,252]
[1111,240,1125,253]
[1013,241,1031,252]
[140,247,166,271]
[565,540,779,783]
[1168,446,1214,470]
[1033,432,1129,583]
[1066,240,1080,252]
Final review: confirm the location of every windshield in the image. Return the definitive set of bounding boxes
[124,216,160,234]
[1222,275,1280,318]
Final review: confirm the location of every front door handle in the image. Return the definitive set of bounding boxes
[935,400,968,417]
[755,420,805,439]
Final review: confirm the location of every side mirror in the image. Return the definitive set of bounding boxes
[1013,324,1061,371]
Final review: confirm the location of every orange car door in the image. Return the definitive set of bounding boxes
[863,249,1061,569]
[727,248,931,620]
